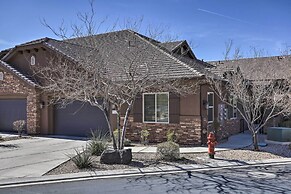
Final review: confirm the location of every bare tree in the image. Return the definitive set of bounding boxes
[37,0,198,152]
[208,61,291,150]
[222,39,243,60]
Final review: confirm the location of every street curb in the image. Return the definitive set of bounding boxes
[1,158,291,189]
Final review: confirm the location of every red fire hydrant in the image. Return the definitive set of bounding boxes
[207,132,217,159]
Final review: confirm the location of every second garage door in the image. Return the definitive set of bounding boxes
[54,101,109,137]
[0,99,27,133]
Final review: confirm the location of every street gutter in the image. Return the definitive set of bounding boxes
[1,158,291,189]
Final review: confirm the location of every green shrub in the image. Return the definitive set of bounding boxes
[156,141,180,161]
[70,148,93,169]
[113,129,131,146]
[141,128,150,144]
[124,138,131,146]
[166,129,177,142]
[13,120,26,137]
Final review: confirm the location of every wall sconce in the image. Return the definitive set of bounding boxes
[40,101,45,109]
[203,100,209,109]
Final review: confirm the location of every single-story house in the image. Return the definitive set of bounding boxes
[209,55,291,130]
[0,30,242,145]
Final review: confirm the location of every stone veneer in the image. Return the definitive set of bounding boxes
[0,69,41,134]
[124,115,202,145]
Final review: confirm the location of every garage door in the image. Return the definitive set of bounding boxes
[0,99,27,132]
[54,101,109,137]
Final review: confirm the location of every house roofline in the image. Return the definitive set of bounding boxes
[129,30,204,78]
[0,60,37,88]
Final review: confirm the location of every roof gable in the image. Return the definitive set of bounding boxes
[0,60,37,87]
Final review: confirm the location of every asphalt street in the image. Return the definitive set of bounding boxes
[1,163,291,194]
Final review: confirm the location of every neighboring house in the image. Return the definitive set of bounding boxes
[0,30,241,145]
[209,55,291,131]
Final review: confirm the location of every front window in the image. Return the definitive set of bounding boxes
[207,92,214,123]
[143,93,169,123]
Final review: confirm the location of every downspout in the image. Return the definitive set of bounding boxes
[199,83,203,145]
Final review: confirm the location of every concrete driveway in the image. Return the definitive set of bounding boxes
[0,135,87,180]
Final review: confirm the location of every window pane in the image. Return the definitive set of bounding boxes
[208,93,214,106]
[208,108,213,122]
[157,94,168,122]
[144,94,155,122]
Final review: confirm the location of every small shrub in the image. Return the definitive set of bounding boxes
[140,128,150,144]
[124,138,131,146]
[166,129,177,142]
[70,148,93,169]
[0,135,3,141]
[289,143,291,150]
[13,120,26,137]
[113,129,131,146]
[113,129,121,142]
[156,141,180,161]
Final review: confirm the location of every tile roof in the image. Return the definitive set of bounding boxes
[0,60,37,87]
[209,55,291,80]
[159,41,185,52]
[3,30,214,81]
[59,30,209,79]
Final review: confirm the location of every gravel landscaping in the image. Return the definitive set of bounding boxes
[45,143,291,176]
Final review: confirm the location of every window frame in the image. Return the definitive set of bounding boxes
[229,96,237,119]
[207,92,214,123]
[0,71,3,81]
[228,96,237,119]
[142,92,169,124]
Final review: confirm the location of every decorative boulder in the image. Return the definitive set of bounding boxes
[100,149,132,164]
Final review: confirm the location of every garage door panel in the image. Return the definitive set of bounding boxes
[0,99,27,132]
[54,102,109,137]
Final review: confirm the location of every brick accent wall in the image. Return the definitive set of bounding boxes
[124,115,202,145]
[0,69,41,134]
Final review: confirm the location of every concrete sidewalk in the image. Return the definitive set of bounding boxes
[126,132,253,153]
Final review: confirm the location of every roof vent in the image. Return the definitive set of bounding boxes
[30,55,36,66]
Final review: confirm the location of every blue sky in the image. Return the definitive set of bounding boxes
[0,0,290,60]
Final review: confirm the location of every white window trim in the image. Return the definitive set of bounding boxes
[207,92,214,123]
[0,71,3,81]
[142,92,169,124]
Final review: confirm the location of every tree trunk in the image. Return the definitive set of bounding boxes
[117,110,121,150]
[252,132,259,151]
[103,109,117,150]
[121,102,133,149]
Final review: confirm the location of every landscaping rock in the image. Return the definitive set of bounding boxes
[100,149,132,164]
